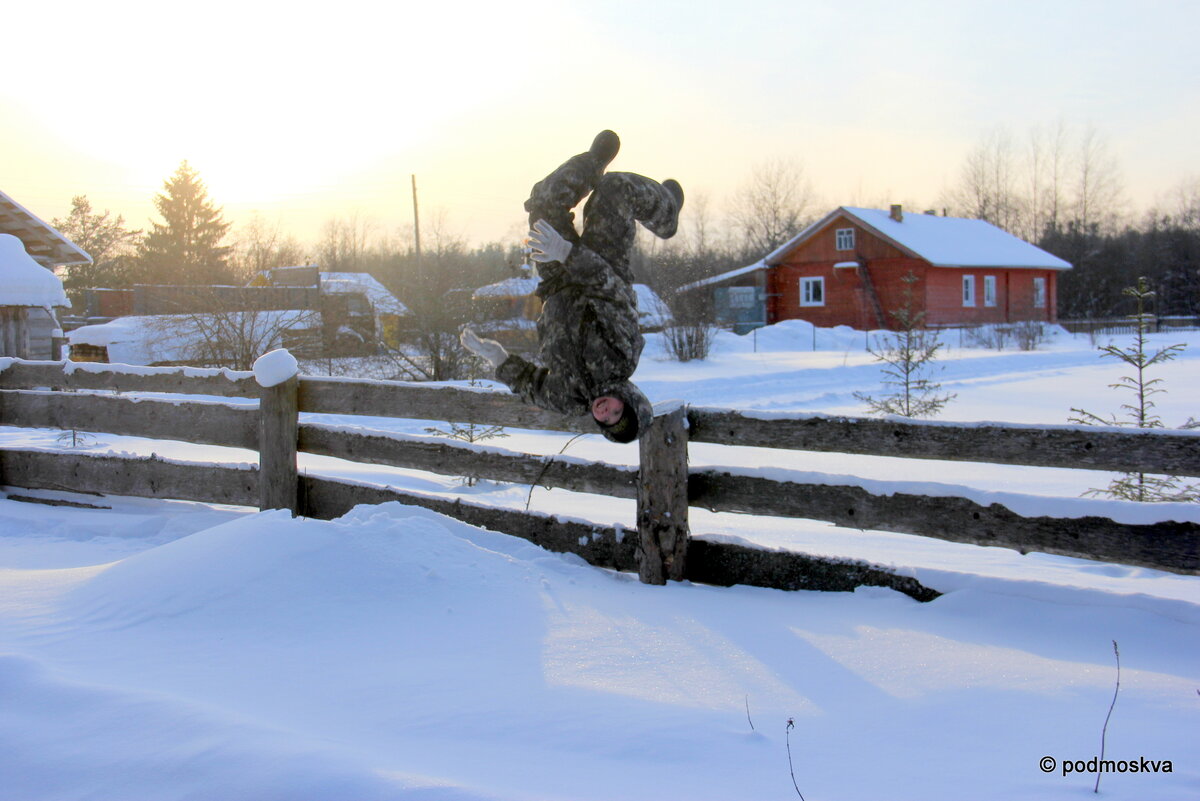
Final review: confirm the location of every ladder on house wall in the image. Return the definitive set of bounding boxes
[857,259,887,329]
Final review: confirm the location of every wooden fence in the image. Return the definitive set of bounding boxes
[1,359,1198,602]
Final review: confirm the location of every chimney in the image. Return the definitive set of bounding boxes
[890,204,903,222]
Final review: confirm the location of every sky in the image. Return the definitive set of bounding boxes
[3,0,1198,252]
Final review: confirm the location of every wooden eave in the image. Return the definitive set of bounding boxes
[0,189,92,268]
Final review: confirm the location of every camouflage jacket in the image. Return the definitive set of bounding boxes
[495,243,643,418]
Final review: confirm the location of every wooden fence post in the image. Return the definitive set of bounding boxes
[637,403,690,584]
[258,374,299,514]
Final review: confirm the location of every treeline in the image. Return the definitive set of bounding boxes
[53,128,1200,327]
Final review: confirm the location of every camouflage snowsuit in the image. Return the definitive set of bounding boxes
[495,155,680,428]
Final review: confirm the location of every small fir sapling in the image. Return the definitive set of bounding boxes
[854,271,956,418]
[1068,277,1199,502]
[423,368,508,487]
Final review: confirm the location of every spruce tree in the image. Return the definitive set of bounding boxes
[1068,277,1198,502]
[137,161,233,285]
[854,271,956,418]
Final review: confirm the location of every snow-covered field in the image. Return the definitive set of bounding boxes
[1,322,1198,800]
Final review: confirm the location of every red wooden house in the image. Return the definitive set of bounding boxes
[689,205,1072,332]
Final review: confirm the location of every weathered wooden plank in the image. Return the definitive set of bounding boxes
[637,405,690,584]
[0,390,258,450]
[687,409,1200,477]
[298,476,938,601]
[685,538,940,601]
[259,376,299,513]
[0,360,257,397]
[689,470,1200,575]
[0,449,258,507]
[299,376,591,433]
[298,424,638,498]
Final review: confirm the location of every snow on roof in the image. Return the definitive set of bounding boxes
[676,260,767,293]
[472,276,541,299]
[68,310,315,366]
[634,283,671,326]
[0,233,69,307]
[320,272,410,316]
[767,207,1072,270]
[0,189,92,268]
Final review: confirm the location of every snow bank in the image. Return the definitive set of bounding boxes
[1,498,1197,800]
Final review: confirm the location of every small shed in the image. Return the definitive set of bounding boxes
[0,233,71,359]
[472,271,671,333]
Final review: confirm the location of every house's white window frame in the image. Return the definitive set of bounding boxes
[962,274,976,307]
[983,275,997,307]
[1032,276,1047,308]
[800,276,825,307]
[835,228,855,251]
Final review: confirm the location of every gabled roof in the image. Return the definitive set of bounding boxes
[321,271,410,316]
[473,275,540,299]
[0,189,92,268]
[766,206,1072,271]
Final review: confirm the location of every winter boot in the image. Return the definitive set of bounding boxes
[524,130,621,242]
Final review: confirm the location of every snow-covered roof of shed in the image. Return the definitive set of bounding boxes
[68,310,314,365]
[634,283,672,326]
[472,276,541,299]
[676,260,767,293]
[320,272,410,316]
[766,207,1073,270]
[0,233,70,307]
[0,189,92,268]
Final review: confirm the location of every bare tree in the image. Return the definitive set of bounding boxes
[728,158,818,255]
[318,213,377,272]
[1024,120,1070,240]
[231,214,307,280]
[148,304,319,371]
[945,127,1026,234]
[1073,126,1125,235]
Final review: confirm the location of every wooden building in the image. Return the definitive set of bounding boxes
[687,205,1072,332]
[0,189,92,359]
[0,234,71,359]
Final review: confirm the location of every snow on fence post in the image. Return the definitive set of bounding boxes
[637,402,690,584]
[255,350,300,515]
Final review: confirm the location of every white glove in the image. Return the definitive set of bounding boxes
[526,219,572,264]
[460,327,509,368]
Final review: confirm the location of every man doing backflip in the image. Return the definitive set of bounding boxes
[461,130,683,443]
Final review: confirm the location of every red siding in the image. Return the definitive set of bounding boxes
[765,212,1061,329]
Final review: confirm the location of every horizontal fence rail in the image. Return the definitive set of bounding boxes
[0,390,257,450]
[0,359,257,398]
[687,408,1200,478]
[298,376,590,433]
[298,424,639,499]
[1,359,1198,588]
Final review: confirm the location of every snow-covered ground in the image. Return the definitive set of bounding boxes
[1,322,1198,800]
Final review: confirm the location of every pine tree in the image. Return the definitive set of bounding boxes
[137,161,233,285]
[854,272,956,418]
[1068,277,1198,502]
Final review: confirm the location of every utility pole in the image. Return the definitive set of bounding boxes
[411,174,422,267]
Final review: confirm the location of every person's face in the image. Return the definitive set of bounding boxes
[591,395,625,426]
